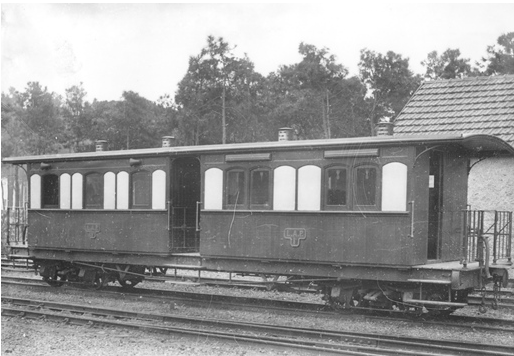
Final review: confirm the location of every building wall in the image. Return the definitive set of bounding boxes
[468,157,514,213]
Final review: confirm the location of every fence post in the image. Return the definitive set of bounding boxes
[508,211,512,264]
[6,207,10,246]
[461,210,468,268]
[493,210,498,264]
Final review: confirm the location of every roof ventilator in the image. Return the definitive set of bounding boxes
[278,127,294,141]
[95,140,108,152]
[376,120,394,136]
[162,136,176,147]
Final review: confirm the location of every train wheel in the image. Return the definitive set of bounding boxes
[118,278,140,289]
[43,275,66,287]
[90,274,106,290]
[152,267,168,276]
[426,293,456,316]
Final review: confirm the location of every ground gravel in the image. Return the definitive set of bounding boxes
[2,271,514,356]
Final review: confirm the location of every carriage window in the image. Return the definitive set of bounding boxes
[273,166,296,211]
[104,172,116,209]
[30,174,41,209]
[326,167,347,206]
[205,168,223,210]
[42,174,59,208]
[85,173,103,209]
[250,169,270,207]
[60,174,71,209]
[298,165,321,211]
[226,169,246,206]
[131,171,151,208]
[152,170,166,209]
[71,173,83,209]
[355,167,377,206]
[117,171,129,209]
[382,162,407,211]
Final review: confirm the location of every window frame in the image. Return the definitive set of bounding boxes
[249,167,272,210]
[84,172,104,209]
[224,167,247,209]
[323,164,349,211]
[352,163,380,211]
[41,173,59,208]
[130,170,152,209]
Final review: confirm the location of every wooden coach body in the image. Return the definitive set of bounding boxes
[3,134,512,281]
[199,138,471,273]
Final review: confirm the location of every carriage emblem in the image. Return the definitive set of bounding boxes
[284,228,307,247]
[85,223,100,239]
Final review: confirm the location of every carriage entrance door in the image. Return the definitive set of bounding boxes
[170,157,201,252]
[427,150,443,260]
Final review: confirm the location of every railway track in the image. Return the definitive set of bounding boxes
[3,275,514,333]
[3,296,513,356]
[4,273,513,312]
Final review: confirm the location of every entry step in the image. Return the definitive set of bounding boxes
[407,279,451,285]
[403,298,467,307]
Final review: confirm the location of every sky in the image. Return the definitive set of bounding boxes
[1,2,514,103]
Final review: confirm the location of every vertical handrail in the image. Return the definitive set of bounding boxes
[15,208,20,245]
[23,202,28,245]
[6,207,11,246]
[196,201,201,232]
[493,211,498,264]
[461,209,469,268]
[167,201,171,231]
[506,211,512,263]
[408,201,415,239]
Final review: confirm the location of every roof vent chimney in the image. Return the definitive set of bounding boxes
[162,136,176,147]
[376,120,394,136]
[278,127,294,141]
[95,140,108,152]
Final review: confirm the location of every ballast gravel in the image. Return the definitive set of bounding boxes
[2,270,514,356]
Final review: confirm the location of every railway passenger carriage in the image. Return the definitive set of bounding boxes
[4,132,513,313]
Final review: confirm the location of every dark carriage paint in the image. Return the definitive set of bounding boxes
[200,210,412,265]
[21,156,198,257]
[28,209,169,255]
[199,144,469,268]
[3,134,513,281]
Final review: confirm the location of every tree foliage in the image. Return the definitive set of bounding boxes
[175,36,265,145]
[421,49,472,80]
[359,49,421,131]
[2,32,512,159]
[2,82,63,155]
[479,32,514,75]
[271,43,355,139]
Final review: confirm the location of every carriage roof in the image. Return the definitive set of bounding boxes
[3,133,513,164]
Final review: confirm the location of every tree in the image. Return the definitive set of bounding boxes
[267,43,369,140]
[421,49,471,80]
[175,36,265,145]
[62,83,95,152]
[12,82,64,155]
[479,32,514,75]
[359,49,421,133]
[91,91,166,150]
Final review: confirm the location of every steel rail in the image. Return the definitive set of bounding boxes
[3,298,513,356]
[3,275,514,332]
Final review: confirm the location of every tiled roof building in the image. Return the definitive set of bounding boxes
[394,74,514,213]
[394,75,514,147]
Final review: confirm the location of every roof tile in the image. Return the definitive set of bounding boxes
[395,75,514,147]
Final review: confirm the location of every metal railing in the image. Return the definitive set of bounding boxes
[461,210,512,267]
[3,206,28,247]
[170,206,199,252]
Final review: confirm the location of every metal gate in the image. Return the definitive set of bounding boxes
[170,204,200,252]
[461,210,512,267]
[3,206,28,247]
